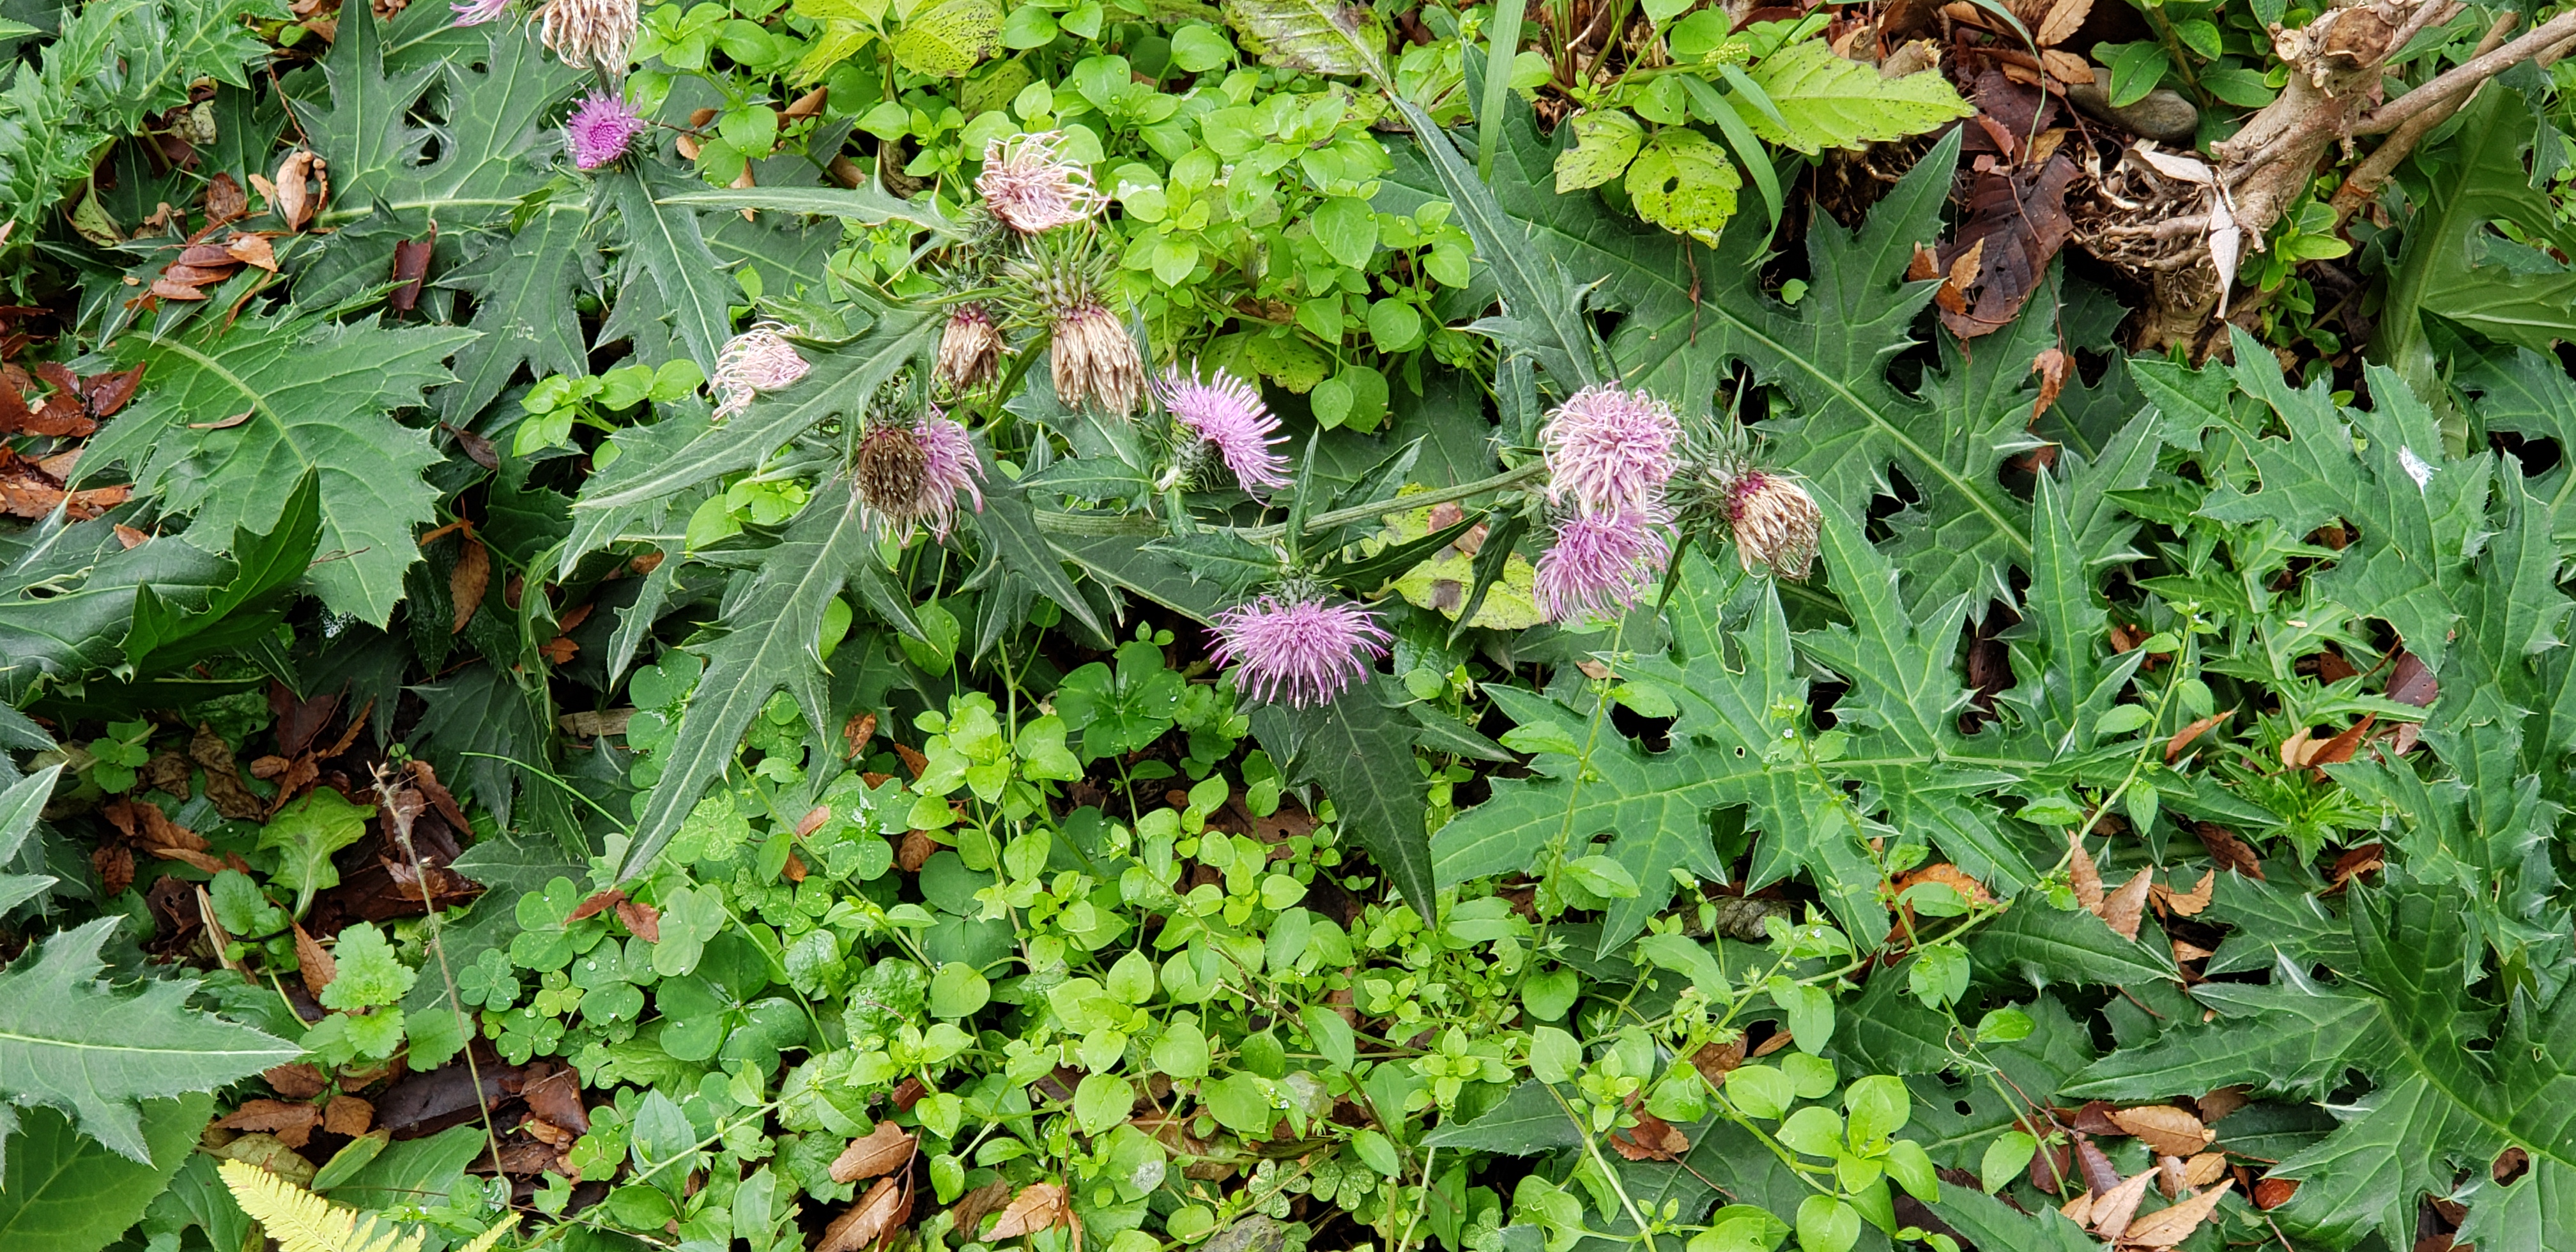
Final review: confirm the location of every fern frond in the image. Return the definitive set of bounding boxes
[218,1157,428,1252]
[455,1215,521,1252]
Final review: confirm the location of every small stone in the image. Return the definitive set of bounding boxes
[2065,67,2200,142]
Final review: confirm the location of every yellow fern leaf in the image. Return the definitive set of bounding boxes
[454,1215,520,1252]
[218,1157,429,1252]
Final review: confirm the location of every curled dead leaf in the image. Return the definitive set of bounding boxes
[1608,1110,1689,1161]
[615,897,661,942]
[2068,832,2104,912]
[2253,1176,2297,1209]
[2165,708,2234,761]
[2182,1151,2228,1188]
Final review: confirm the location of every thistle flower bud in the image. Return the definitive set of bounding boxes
[1160,365,1288,493]
[564,91,649,172]
[1540,384,1680,519]
[536,0,636,72]
[937,305,1003,391]
[1724,469,1821,580]
[710,324,809,420]
[1535,507,1670,622]
[1210,593,1391,708]
[1051,302,1142,416]
[855,412,986,540]
[975,132,1106,236]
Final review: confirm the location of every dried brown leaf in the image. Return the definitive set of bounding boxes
[2030,347,2070,422]
[819,1177,910,1252]
[450,538,489,634]
[216,1098,323,1149]
[2253,1177,2297,1209]
[2196,1085,2250,1124]
[2069,833,2104,912]
[2120,1179,2232,1246]
[830,1121,918,1183]
[2182,1151,2228,1188]
[264,1062,330,1099]
[2099,868,2152,941]
[295,922,337,997]
[985,1182,1070,1239]
[2108,1105,2212,1157]
[273,151,318,231]
[2088,1169,2152,1237]
[226,233,279,273]
[2195,823,2264,880]
[1608,1110,1689,1161]
[2165,708,2234,761]
[323,1094,373,1136]
[2306,714,2375,769]
[2164,869,2214,917]
[566,888,626,923]
[615,898,661,942]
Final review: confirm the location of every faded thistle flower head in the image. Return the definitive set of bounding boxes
[975,132,1106,236]
[710,324,809,420]
[1540,384,1680,519]
[537,0,636,72]
[855,411,986,540]
[1536,507,1671,622]
[1210,592,1391,708]
[1160,365,1288,493]
[451,0,509,25]
[565,91,649,172]
[937,305,1003,392]
[1722,468,1821,580]
[1000,236,1141,414]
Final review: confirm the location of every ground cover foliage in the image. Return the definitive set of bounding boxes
[6,0,2576,1249]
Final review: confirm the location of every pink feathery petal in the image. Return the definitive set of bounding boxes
[1540,384,1679,519]
[976,131,1106,234]
[452,0,510,24]
[1210,595,1390,708]
[710,325,809,419]
[1535,508,1670,622]
[1160,365,1289,492]
[564,91,648,171]
[914,410,988,538]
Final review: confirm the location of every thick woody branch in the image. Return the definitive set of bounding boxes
[2357,8,2576,135]
[2330,11,2518,226]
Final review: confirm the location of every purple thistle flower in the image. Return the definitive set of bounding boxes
[1210,594,1391,708]
[564,92,648,171]
[1541,384,1680,519]
[451,0,509,24]
[1161,366,1289,492]
[915,410,986,535]
[1535,508,1670,622]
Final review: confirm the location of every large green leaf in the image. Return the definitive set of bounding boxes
[0,918,298,1168]
[604,163,742,375]
[0,1092,212,1252]
[1220,0,1387,81]
[1275,678,1434,917]
[1738,42,1973,155]
[2375,88,2576,395]
[436,204,593,424]
[2065,886,2576,1250]
[0,513,232,705]
[0,767,60,916]
[576,305,942,512]
[1434,551,1876,949]
[293,15,579,226]
[83,313,474,624]
[618,482,916,880]
[116,471,321,682]
[2195,330,2492,668]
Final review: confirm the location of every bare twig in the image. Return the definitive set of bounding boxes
[2331,11,2520,225]
[2357,9,2576,135]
